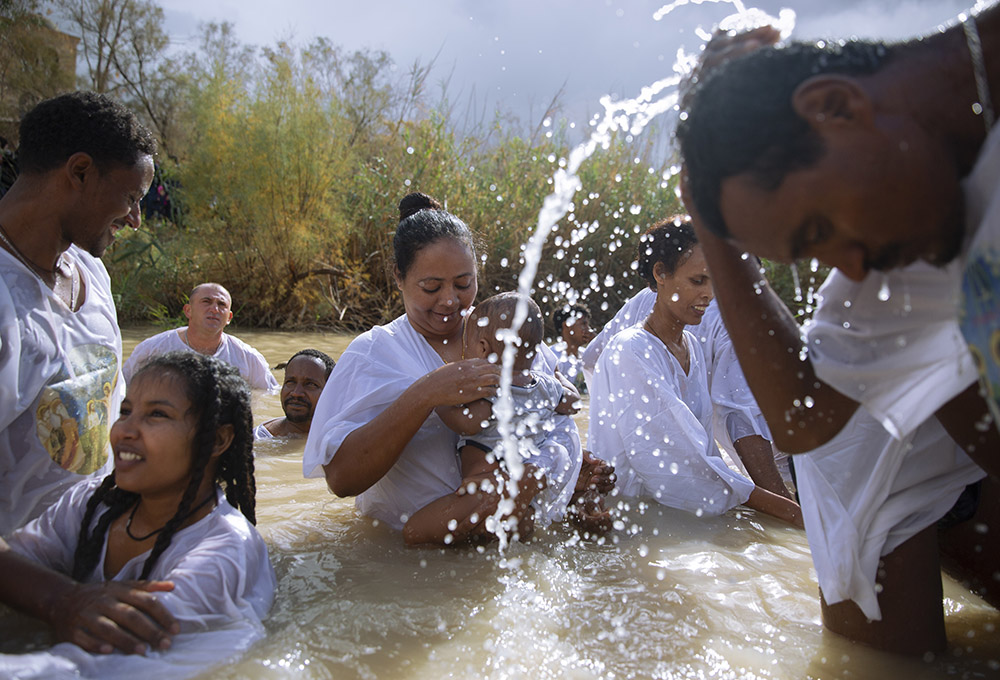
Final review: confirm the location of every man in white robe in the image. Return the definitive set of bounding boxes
[123,283,278,392]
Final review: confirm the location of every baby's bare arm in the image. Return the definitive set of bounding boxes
[435,398,493,435]
[553,370,581,415]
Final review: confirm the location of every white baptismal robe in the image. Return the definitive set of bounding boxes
[582,290,771,451]
[794,411,983,620]
[123,328,279,393]
[2,477,276,679]
[303,314,580,530]
[587,326,754,515]
[798,262,985,619]
[804,260,975,440]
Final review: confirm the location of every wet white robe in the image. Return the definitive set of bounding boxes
[799,261,985,619]
[794,410,983,620]
[1,477,276,679]
[303,314,581,530]
[804,261,975,440]
[0,246,120,536]
[583,291,773,459]
[587,326,754,515]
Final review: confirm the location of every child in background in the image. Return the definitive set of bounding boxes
[404,292,590,546]
[3,352,275,676]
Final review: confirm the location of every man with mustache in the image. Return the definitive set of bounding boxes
[0,91,181,656]
[256,349,336,439]
[123,282,278,392]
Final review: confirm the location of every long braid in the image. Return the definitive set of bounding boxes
[217,361,257,524]
[71,474,138,580]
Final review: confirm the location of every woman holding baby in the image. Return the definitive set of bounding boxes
[303,194,605,545]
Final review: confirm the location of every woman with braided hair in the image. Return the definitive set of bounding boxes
[1,352,275,678]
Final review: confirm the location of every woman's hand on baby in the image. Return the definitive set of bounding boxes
[422,359,501,406]
[55,579,179,655]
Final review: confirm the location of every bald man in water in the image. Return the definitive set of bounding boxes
[124,282,278,391]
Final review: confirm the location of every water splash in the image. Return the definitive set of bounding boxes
[490,1,794,549]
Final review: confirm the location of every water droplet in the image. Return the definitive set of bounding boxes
[877,276,891,301]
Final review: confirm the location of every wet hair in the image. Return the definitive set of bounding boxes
[677,40,891,238]
[553,304,590,335]
[398,192,442,221]
[468,292,543,363]
[393,193,477,279]
[18,91,156,175]
[274,348,336,379]
[636,217,698,290]
[71,352,256,581]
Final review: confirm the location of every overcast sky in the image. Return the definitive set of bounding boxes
[152,0,972,127]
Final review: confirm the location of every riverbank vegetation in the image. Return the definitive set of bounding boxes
[3,0,825,333]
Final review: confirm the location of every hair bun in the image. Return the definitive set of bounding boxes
[398,192,442,222]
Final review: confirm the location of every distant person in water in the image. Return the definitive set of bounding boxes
[550,303,593,391]
[255,349,336,440]
[123,283,278,392]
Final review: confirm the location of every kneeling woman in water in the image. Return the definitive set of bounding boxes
[304,194,597,540]
[588,218,801,525]
[4,352,275,672]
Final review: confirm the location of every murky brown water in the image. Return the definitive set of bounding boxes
[105,327,1000,678]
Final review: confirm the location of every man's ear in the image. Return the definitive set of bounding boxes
[183,303,192,320]
[393,265,403,290]
[211,423,235,458]
[792,75,873,127]
[65,152,96,188]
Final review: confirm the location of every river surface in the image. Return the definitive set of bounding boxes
[112,327,1000,678]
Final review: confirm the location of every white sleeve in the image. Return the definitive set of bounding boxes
[242,347,279,393]
[154,524,275,631]
[5,478,100,573]
[581,288,656,382]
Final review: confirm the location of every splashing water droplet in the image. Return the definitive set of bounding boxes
[877,276,891,302]
[671,293,680,302]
